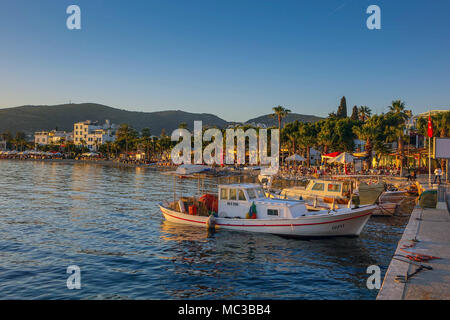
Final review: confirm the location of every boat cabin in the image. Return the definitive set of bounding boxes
[280,179,352,202]
[218,183,305,219]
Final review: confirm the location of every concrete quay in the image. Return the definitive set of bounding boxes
[377,184,450,300]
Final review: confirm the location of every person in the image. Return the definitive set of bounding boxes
[434,167,442,185]
[407,168,416,181]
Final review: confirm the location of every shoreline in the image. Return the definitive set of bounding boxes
[0,158,172,169]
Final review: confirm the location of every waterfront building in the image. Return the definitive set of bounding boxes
[73,120,117,151]
[34,131,73,146]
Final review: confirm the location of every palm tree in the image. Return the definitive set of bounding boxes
[271,105,291,161]
[298,122,317,167]
[353,123,377,169]
[316,119,335,154]
[281,121,300,155]
[387,100,410,175]
[358,106,372,122]
[271,105,291,131]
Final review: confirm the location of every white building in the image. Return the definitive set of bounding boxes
[34,131,50,146]
[34,131,73,146]
[73,120,117,151]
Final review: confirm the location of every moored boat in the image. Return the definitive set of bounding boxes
[159,183,376,237]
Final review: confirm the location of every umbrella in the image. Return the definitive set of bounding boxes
[329,152,355,164]
[285,154,306,162]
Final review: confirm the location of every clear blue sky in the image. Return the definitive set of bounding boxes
[0,0,449,121]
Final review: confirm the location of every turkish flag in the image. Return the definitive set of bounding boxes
[427,115,433,138]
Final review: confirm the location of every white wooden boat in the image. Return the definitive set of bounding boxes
[277,179,352,204]
[305,199,397,216]
[159,183,376,237]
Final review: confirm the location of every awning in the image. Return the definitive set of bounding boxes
[322,151,341,159]
[328,152,356,164]
[285,154,306,161]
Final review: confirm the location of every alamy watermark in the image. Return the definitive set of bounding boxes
[67,265,81,289]
[66,5,81,30]
[366,265,381,290]
[366,5,381,30]
[171,121,279,175]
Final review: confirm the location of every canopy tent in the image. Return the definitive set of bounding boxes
[285,154,306,162]
[329,152,356,164]
[353,152,368,158]
[321,151,341,160]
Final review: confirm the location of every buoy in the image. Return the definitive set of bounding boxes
[206,215,216,229]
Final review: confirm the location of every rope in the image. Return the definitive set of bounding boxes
[399,238,441,263]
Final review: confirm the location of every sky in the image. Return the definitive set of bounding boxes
[0,0,449,122]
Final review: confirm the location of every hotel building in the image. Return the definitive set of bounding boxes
[73,120,117,151]
[34,131,73,146]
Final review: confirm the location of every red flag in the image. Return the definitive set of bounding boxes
[427,115,433,138]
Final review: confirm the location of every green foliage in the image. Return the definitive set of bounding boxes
[350,106,358,121]
[336,96,347,118]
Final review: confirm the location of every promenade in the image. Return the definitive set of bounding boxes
[377,182,450,300]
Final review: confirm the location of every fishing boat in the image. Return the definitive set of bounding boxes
[276,179,353,204]
[304,198,397,216]
[275,179,396,216]
[159,183,376,237]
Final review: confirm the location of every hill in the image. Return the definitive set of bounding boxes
[0,103,229,135]
[0,103,324,135]
[245,113,323,127]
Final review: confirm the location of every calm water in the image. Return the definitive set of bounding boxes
[0,160,408,299]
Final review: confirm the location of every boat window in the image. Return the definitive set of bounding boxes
[255,188,265,198]
[247,188,256,199]
[342,183,350,193]
[220,188,228,200]
[328,184,341,192]
[311,183,324,191]
[238,189,246,201]
[267,209,278,216]
[229,188,237,200]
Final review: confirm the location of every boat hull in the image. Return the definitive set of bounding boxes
[159,205,375,237]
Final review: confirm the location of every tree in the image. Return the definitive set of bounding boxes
[353,119,379,169]
[358,106,372,122]
[336,96,347,118]
[316,119,336,154]
[141,128,151,138]
[271,105,291,130]
[281,121,300,155]
[140,128,152,160]
[298,122,317,167]
[271,105,291,160]
[387,100,410,175]
[350,106,359,121]
[13,132,27,151]
[116,124,138,154]
[334,118,357,152]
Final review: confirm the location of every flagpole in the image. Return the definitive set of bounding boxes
[429,135,431,186]
[428,111,431,186]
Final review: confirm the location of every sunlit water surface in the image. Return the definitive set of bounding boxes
[0,160,408,299]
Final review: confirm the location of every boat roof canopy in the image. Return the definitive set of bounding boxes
[218,183,262,189]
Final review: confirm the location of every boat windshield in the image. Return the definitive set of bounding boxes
[254,188,265,198]
[247,188,256,199]
[327,183,341,192]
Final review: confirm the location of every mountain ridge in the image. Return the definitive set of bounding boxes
[0,103,323,134]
